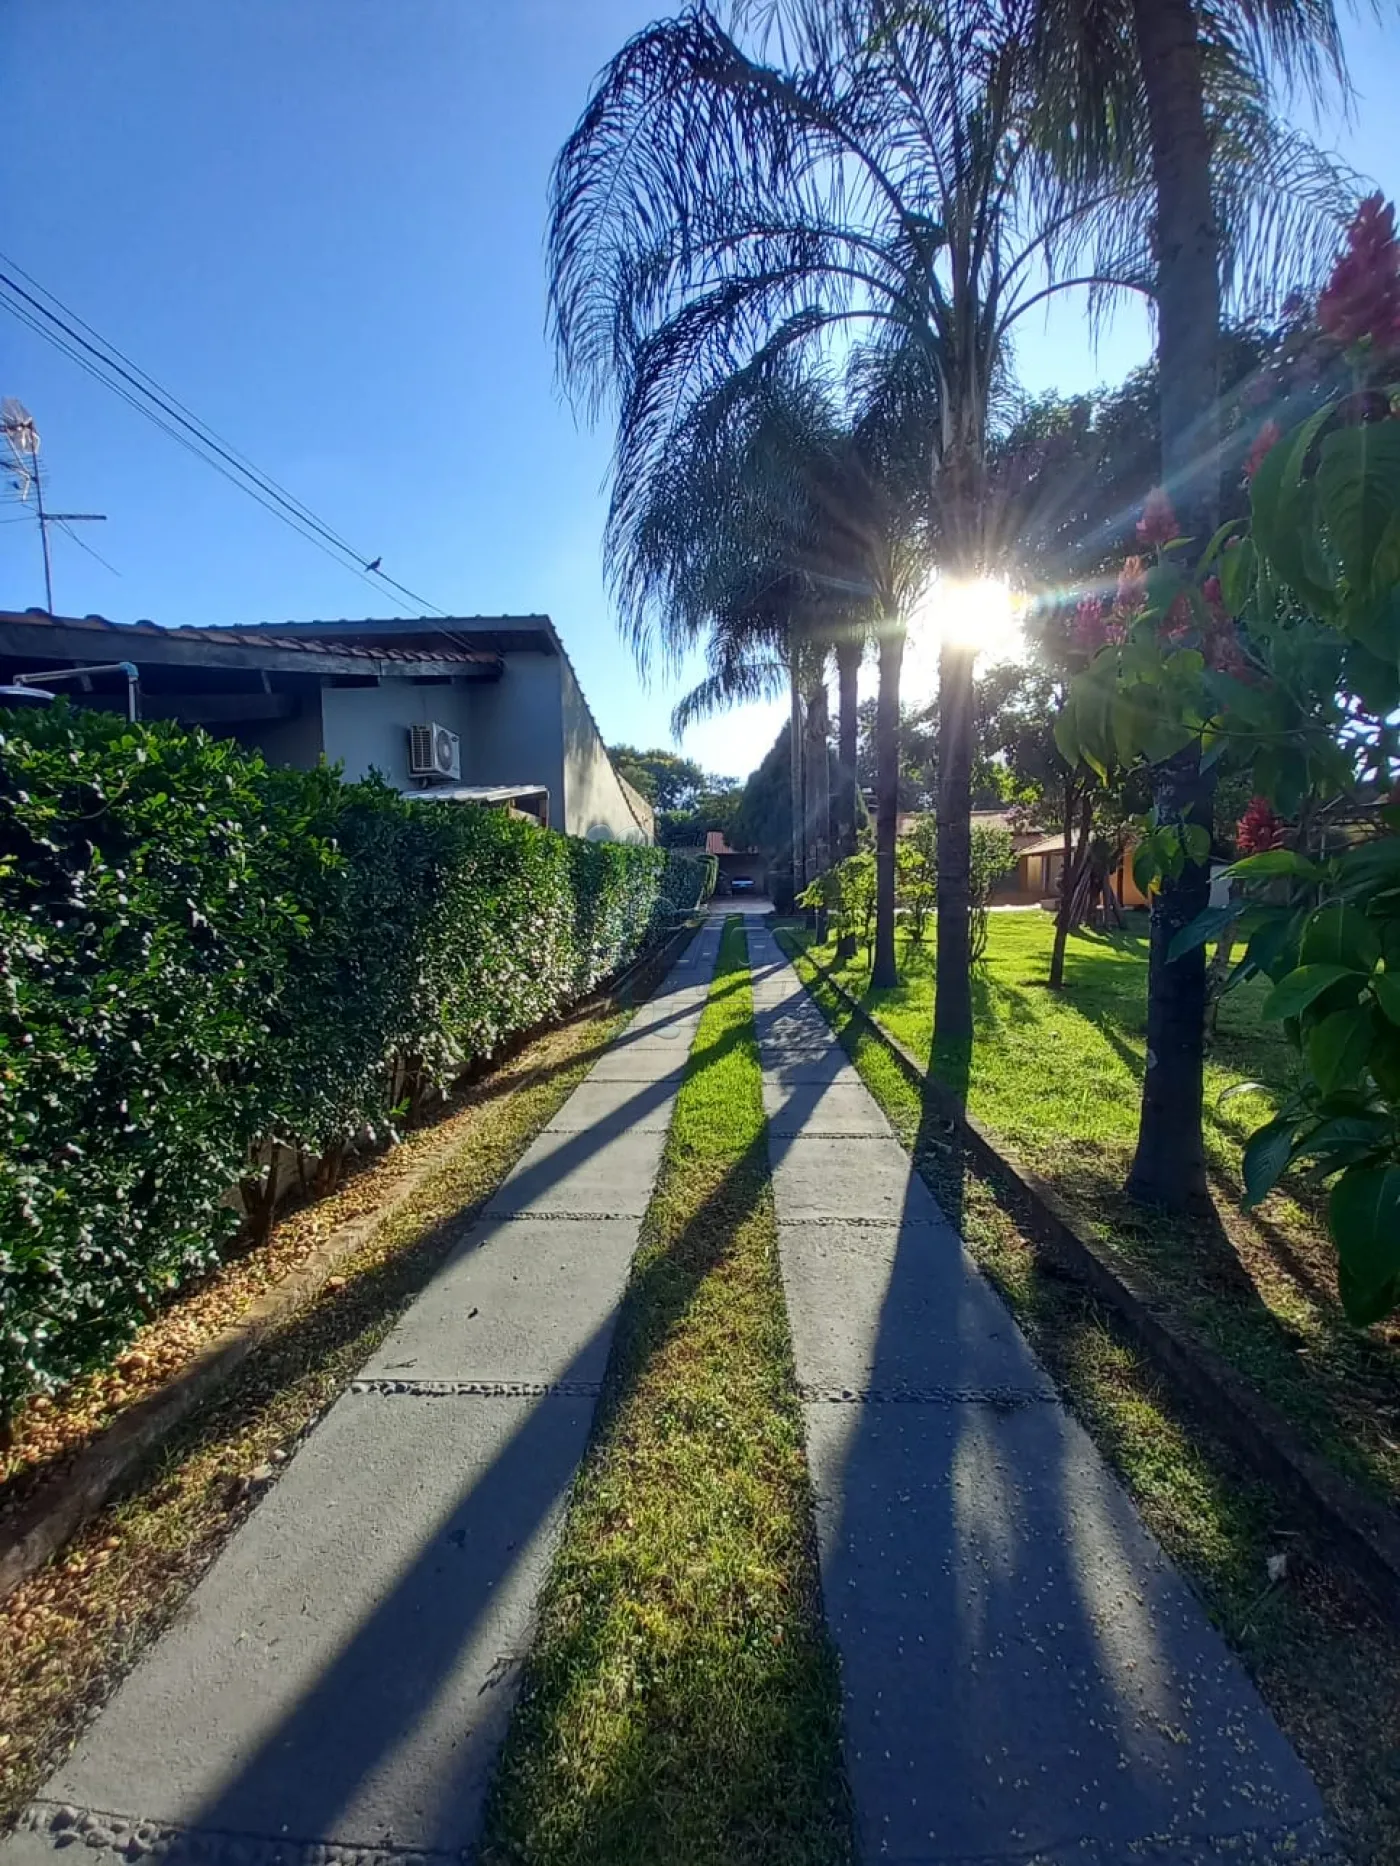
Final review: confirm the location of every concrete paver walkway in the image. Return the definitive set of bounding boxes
[744,919,1338,1866]
[5,922,723,1866]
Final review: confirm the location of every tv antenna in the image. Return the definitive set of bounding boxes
[2,398,106,612]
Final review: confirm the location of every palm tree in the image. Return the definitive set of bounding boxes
[1027,0,1357,1208]
[607,348,931,904]
[548,0,1140,1004]
[607,356,887,903]
[549,0,1351,1024]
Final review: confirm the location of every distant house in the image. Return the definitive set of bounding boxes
[895,808,1044,902]
[705,828,768,896]
[0,610,652,844]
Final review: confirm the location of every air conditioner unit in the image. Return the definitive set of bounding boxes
[408,721,461,783]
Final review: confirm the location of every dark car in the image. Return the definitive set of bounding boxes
[729,875,756,893]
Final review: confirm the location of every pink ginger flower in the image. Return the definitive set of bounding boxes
[1160,592,1194,645]
[1237,796,1285,855]
[1317,193,1400,352]
[1136,486,1181,550]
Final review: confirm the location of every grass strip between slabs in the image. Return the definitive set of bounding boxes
[483,916,852,1866]
[781,930,1400,1866]
[0,998,636,1831]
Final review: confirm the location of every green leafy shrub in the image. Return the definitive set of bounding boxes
[0,706,686,1410]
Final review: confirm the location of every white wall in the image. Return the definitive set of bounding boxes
[310,650,647,843]
[460,653,565,819]
[320,679,472,787]
[558,653,651,843]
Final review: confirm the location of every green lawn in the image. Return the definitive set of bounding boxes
[808,909,1293,1166]
[787,911,1400,1509]
[484,917,851,1866]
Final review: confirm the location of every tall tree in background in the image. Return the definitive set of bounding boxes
[606,356,893,901]
[547,0,1159,1006]
[1030,0,1356,1207]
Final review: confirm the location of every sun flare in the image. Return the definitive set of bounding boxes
[898,574,1024,705]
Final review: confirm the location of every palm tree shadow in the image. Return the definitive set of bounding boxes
[753,922,1321,1862]
[25,929,731,1855]
[171,1134,767,1854]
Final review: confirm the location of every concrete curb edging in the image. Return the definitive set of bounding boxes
[0,919,700,1605]
[783,934,1400,1624]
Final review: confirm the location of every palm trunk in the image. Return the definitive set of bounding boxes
[835,634,861,858]
[1127,0,1221,1212]
[933,638,975,1041]
[1049,781,1094,989]
[871,618,904,989]
[1048,775,1077,991]
[835,634,860,960]
[805,673,832,940]
[789,655,805,904]
[1131,0,1220,541]
[806,672,831,877]
[1125,751,1213,1210]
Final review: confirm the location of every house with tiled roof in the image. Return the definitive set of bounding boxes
[0,610,652,844]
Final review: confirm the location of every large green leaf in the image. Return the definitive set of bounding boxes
[1338,1261,1400,1329]
[1241,908,1302,983]
[1228,849,1322,881]
[1373,972,1400,1026]
[1218,536,1256,617]
[1249,404,1337,611]
[1338,836,1400,888]
[1330,1163,1400,1324]
[1291,1112,1392,1167]
[1261,964,1362,1022]
[1168,903,1242,963]
[1316,423,1400,597]
[1347,584,1400,662]
[1305,1006,1375,1096]
[1053,700,1081,770]
[1241,1118,1295,1206]
[1299,902,1382,973]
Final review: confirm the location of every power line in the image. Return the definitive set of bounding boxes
[0,271,434,612]
[55,518,122,578]
[0,254,450,618]
[0,250,365,547]
[0,287,405,608]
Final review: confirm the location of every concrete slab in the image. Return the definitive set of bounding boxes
[769,1134,945,1224]
[759,1057,863,1088]
[763,1078,894,1135]
[584,1047,692,1084]
[777,1219,1053,1398]
[360,1216,638,1384]
[483,1121,668,1218]
[10,1392,593,1860]
[5,918,728,1866]
[543,1075,681,1134]
[608,1012,704,1046]
[803,1399,1333,1863]
[745,921,1334,1863]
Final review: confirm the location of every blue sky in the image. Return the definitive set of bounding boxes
[3,3,1398,780]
